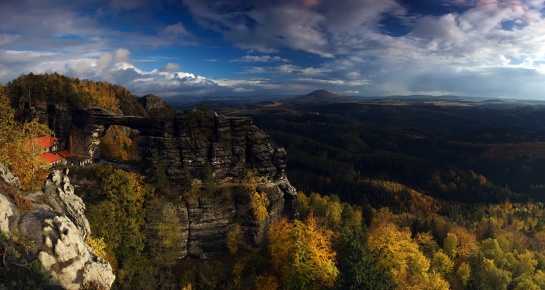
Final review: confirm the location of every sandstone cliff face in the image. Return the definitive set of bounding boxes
[31,101,298,259]
[0,164,115,289]
[138,110,297,258]
[32,103,73,151]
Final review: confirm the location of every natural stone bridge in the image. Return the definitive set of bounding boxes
[70,107,164,160]
[73,107,154,134]
[69,106,288,184]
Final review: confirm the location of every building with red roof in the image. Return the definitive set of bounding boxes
[39,152,63,167]
[36,136,64,167]
[36,135,88,167]
[37,136,59,153]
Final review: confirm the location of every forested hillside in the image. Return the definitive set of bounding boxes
[6,73,148,116]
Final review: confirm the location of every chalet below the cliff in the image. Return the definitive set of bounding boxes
[37,136,63,167]
[36,136,93,167]
[37,135,94,167]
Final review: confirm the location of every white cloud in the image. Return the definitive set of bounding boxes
[412,14,465,41]
[183,0,405,57]
[0,47,227,96]
[232,87,254,93]
[159,62,181,72]
[337,90,360,95]
[182,0,545,97]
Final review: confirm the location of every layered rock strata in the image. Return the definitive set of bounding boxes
[138,111,297,258]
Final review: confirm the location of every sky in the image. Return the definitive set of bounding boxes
[1,0,545,99]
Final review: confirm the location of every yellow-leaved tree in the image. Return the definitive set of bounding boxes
[367,208,449,290]
[268,215,339,289]
[244,169,270,221]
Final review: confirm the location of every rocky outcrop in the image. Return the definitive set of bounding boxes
[0,194,18,234]
[139,110,298,258]
[38,216,113,290]
[32,103,73,152]
[187,196,236,258]
[0,163,21,189]
[138,94,166,111]
[0,166,115,289]
[140,112,294,187]
[43,170,91,238]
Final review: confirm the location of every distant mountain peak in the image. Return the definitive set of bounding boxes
[306,89,341,98]
[291,89,350,104]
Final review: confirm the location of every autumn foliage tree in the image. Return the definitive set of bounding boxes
[99,125,140,162]
[367,208,450,290]
[0,84,51,190]
[268,215,339,289]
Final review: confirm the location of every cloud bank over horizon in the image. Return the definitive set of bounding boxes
[1,0,545,99]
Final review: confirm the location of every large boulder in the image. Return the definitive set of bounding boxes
[0,194,19,235]
[37,216,115,290]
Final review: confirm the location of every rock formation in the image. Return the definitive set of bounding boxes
[138,94,166,111]
[43,169,91,238]
[137,109,297,258]
[28,96,298,259]
[0,164,115,289]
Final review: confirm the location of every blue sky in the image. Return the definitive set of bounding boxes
[1,0,545,99]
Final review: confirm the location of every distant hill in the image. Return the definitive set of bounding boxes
[289,89,353,104]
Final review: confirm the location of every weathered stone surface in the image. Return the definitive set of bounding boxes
[0,194,18,235]
[0,163,115,289]
[0,163,21,189]
[174,203,190,259]
[187,196,237,258]
[37,216,115,290]
[44,169,91,238]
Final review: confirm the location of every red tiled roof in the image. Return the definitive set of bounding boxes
[57,150,72,158]
[39,152,62,164]
[37,136,58,148]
